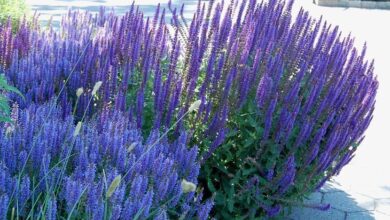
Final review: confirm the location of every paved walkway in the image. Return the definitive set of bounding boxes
[26,0,200,27]
[288,1,390,219]
[285,181,389,220]
[25,0,390,219]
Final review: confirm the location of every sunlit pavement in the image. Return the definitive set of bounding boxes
[25,0,200,27]
[25,0,390,219]
[287,1,390,219]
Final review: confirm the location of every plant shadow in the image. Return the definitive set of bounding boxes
[271,183,376,220]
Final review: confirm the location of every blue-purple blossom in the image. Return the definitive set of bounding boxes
[0,0,378,218]
[0,102,211,219]
[170,0,378,218]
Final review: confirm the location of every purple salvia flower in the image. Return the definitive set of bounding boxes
[305,144,320,167]
[263,94,278,140]
[197,199,214,220]
[277,155,296,194]
[46,198,57,220]
[256,75,272,107]
[201,128,226,163]
[0,194,9,219]
[18,176,31,215]
[260,203,282,217]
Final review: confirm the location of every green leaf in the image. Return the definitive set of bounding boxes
[0,115,12,123]
[227,183,235,212]
[242,167,257,176]
[4,85,24,98]
[0,101,11,114]
[207,178,216,193]
[0,74,24,99]
[248,116,257,128]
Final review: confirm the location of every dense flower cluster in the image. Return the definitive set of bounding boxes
[171,0,377,157]
[131,0,379,218]
[179,0,378,218]
[0,0,378,218]
[0,102,212,219]
[0,16,30,70]
[5,6,181,130]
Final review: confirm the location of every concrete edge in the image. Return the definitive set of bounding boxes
[314,0,390,10]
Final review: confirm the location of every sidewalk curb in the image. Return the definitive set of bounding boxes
[314,0,390,10]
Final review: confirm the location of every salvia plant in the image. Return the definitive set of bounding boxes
[167,0,377,218]
[0,17,30,70]
[0,102,213,219]
[0,0,378,219]
[5,6,181,130]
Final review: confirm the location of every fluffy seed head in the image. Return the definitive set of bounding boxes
[181,179,197,193]
[76,87,84,97]
[106,175,121,198]
[73,121,82,137]
[92,81,103,96]
[189,100,202,113]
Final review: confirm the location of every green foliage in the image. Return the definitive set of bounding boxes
[0,74,23,122]
[0,0,28,29]
[199,100,326,219]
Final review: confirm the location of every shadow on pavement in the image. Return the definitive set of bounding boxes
[282,185,375,220]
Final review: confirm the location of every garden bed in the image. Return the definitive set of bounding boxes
[315,0,390,9]
[0,0,378,219]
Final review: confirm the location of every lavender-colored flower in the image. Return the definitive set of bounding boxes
[277,156,296,195]
[1,0,378,218]
[0,103,211,219]
[0,194,9,219]
[46,198,57,220]
[197,199,214,220]
[7,175,29,216]
[259,203,282,217]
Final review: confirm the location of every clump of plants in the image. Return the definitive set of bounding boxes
[164,0,378,218]
[0,102,212,219]
[1,0,378,219]
[1,4,213,220]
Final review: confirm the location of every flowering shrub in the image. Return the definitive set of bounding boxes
[0,17,30,69]
[0,102,212,219]
[1,4,216,219]
[1,0,378,219]
[5,6,181,134]
[140,0,380,218]
[168,0,378,218]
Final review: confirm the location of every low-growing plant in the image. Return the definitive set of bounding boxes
[1,5,215,218]
[5,6,181,133]
[0,17,31,70]
[0,102,213,219]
